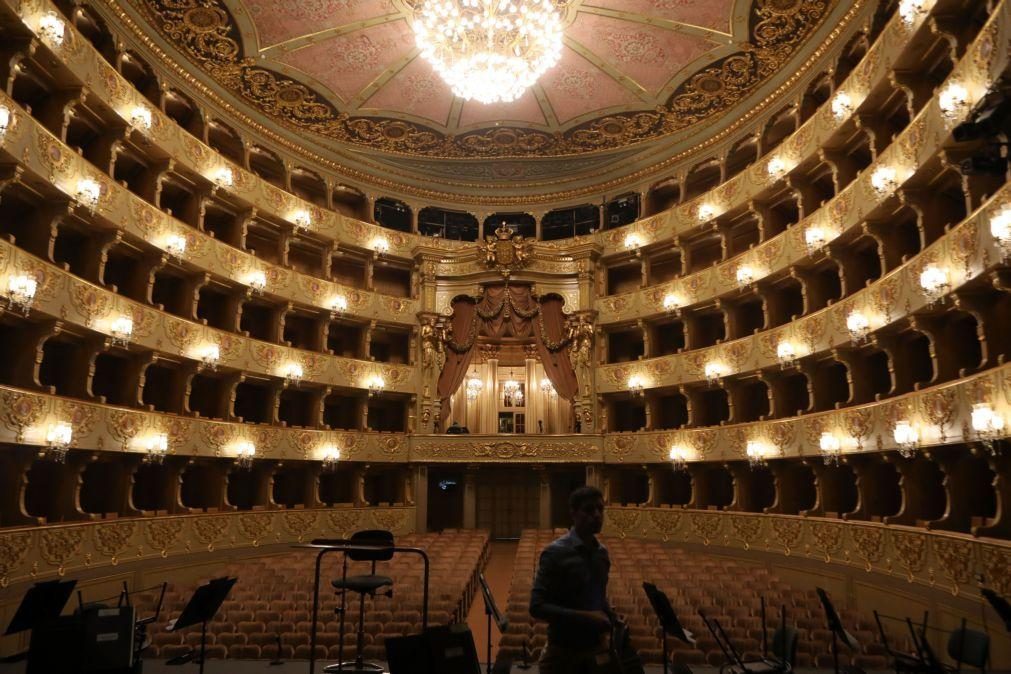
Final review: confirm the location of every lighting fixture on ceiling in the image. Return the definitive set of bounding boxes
[412,0,564,104]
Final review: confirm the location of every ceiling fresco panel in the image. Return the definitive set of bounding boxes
[541,46,643,124]
[583,0,738,33]
[245,0,397,49]
[360,56,455,126]
[458,90,548,128]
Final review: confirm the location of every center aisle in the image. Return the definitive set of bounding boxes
[465,540,519,667]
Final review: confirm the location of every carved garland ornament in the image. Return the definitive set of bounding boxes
[130,0,833,157]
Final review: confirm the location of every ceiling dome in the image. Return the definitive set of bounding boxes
[119,0,851,198]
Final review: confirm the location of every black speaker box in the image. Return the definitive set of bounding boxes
[386,624,480,674]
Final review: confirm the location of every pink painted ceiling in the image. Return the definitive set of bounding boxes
[243,0,744,130]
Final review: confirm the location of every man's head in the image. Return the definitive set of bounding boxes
[569,486,604,538]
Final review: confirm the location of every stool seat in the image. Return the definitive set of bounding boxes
[332,575,393,594]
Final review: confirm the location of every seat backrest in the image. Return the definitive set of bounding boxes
[348,530,395,563]
[947,628,989,669]
[771,626,798,666]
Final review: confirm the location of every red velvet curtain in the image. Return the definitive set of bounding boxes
[535,296,578,401]
[437,298,477,426]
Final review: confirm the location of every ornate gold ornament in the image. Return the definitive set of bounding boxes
[482,224,530,275]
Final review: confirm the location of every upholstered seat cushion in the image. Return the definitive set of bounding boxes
[331,574,393,594]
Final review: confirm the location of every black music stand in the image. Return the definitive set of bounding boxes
[981,588,1011,633]
[167,577,236,674]
[642,582,695,674]
[1,580,77,663]
[816,588,860,674]
[478,573,507,674]
[296,538,431,674]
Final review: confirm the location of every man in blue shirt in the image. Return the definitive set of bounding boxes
[529,486,618,673]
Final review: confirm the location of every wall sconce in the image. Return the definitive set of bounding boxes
[144,433,169,464]
[234,440,256,469]
[212,166,234,189]
[540,378,557,399]
[870,166,899,196]
[899,0,932,25]
[38,11,66,47]
[777,340,799,368]
[282,361,303,386]
[669,445,690,472]
[6,274,37,315]
[745,440,773,468]
[45,422,73,463]
[198,343,220,371]
[893,420,919,458]
[291,209,312,233]
[663,292,682,315]
[623,233,643,252]
[247,269,267,294]
[163,232,187,260]
[819,432,843,466]
[129,105,152,132]
[804,225,833,253]
[846,310,871,343]
[367,374,385,397]
[466,376,483,400]
[329,294,348,318]
[919,264,950,304]
[831,91,854,120]
[971,403,1005,453]
[767,156,788,180]
[321,444,341,472]
[0,105,11,141]
[627,375,645,397]
[704,361,724,386]
[989,205,1011,259]
[371,237,390,257]
[109,315,134,347]
[75,178,101,212]
[939,83,970,122]
[736,264,758,287]
[697,203,717,222]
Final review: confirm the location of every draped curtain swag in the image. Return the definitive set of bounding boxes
[437,285,578,424]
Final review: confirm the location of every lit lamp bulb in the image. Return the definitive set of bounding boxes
[805,225,831,252]
[697,203,717,222]
[466,376,483,400]
[870,166,899,196]
[540,378,557,399]
[234,440,256,469]
[330,294,348,318]
[164,232,187,259]
[291,209,311,232]
[247,270,267,294]
[144,433,169,464]
[971,403,1005,453]
[45,421,73,462]
[627,375,645,397]
[212,166,234,189]
[367,374,385,397]
[819,432,842,466]
[939,83,969,122]
[6,274,37,315]
[899,0,931,24]
[109,315,134,347]
[38,11,66,46]
[371,237,390,257]
[777,340,798,367]
[623,233,643,251]
[736,264,757,287]
[0,105,11,140]
[767,156,788,180]
[704,361,724,385]
[669,445,690,472]
[321,444,341,472]
[919,265,950,304]
[893,420,919,458]
[75,178,102,211]
[199,343,220,370]
[745,440,771,468]
[663,293,682,315]
[129,105,152,131]
[283,362,303,386]
[989,205,1011,258]
[831,91,854,120]
[846,310,871,343]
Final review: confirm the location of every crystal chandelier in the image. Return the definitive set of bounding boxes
[466,375,483,400]
[412,0,564,104]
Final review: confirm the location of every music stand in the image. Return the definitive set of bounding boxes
[982,588,1011,633]
[642,582,695,674]
[816,588,859,674]
[1,580,77,663]
[167,577,236,674]
[478,573,507,674]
